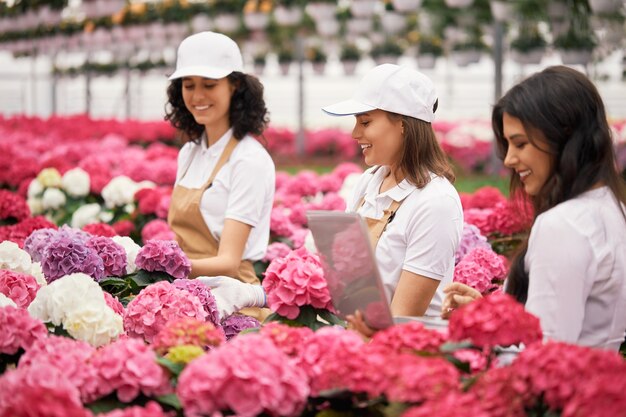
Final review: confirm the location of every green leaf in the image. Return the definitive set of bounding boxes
[439,340,475,353]
[132,270,175,287]
[156,393,182,410]
[156,356,185,377]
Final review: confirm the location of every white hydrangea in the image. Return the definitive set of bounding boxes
[27,178,44,198]
[111,236,141,274]
[27,197,44,215]
[61,167,91,198]
[101,176,141,209]
[28,272,122,347]
[71,203,102,229]
[30,262,47,286]
[0,241,32,273]
[42,187,66,210]
[0,293,17,308]
[338,172,362,206]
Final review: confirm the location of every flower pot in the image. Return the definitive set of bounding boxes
[315,18,340,37]
[274,6,303,26]
[306,2,337,22]
[445,0,474,8]
[511,48,544,65]
[312,62,326,76]
[191,14,213,32]
[589,0,622,13]
[244,12,270,31]
[350,0,378,18]
[346,18,373,35]
[374,55,400,65]
[279,62,291,76]
[341,60,359,75]
[381,12,407,35]
[392,0,423,12]
[490,1,515,21]
[214,13,240,33]
[254,63,265,76]
[559,49,593,66]
[452,49,481,66]
[417,54,437,69]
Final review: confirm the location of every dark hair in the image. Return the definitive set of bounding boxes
[492,65,626,303]
[164,71,269,143]
[387,99,456,188]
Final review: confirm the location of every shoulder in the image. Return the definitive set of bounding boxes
[178,141,200,162]
[404,176,462,213]
[534,188,610,235]
[231,136,275,167]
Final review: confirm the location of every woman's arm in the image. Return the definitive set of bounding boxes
[390,270,441,316]
[189,218,252,278]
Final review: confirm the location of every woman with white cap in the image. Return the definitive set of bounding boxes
[322,64,463,334]
[204,64,463,330]
[165,31,273,318]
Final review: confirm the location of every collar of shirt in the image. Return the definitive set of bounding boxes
[363,166,417,217]
[200,128,233,157]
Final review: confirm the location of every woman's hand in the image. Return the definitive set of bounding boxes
[441,282,482,319]
[346,310,377,339]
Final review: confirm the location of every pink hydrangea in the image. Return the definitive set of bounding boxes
[152,317,225,356]
[311,191,346,211]
[453,260,493,294]
[284,170,319,198]
[287,202,308,227]
[103,291,125,316]
[0,189,30,223]
[368,321,447,355]
[463,208,497,236]
[141,219,175,242]
[562,373,626,417]
[177,333,309,417]
[511,341,626,411]
[88,337,172,403]
[135,240,191,280]
[124,281,207,343]
[464,186,506,209]
[270,207,296,238]
[112,220,135,237]
[468,366,529,417]
[262,242,292,263]
[491,199,533,236]
[462,247,508,279]
[448,292,542,349]
[318,173,343,193]
[331,162,363,181]
[82,222,118,237]
[18,335,98,403]
[5,216,57,249]
[87,236,128,277]
[401,392,490,417]
[259,322,314,358]
[455,223,492,263]
[172,278,220,326]
[0,305,48,355]
[100,401,174,417]
[0,364,91,417]
[0,269,40,308]
[262,247,333,320]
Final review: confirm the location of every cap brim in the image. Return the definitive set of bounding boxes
[168,65,234,80]
[322,99,376,117]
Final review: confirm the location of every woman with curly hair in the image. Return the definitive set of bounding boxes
[443,66,626,351]
[164,32,274,318]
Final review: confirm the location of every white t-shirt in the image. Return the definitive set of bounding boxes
[525,186,626,350]
[175,129,275,261]
[348,166,464,317]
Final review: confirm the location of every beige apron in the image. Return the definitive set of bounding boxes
[363,199,403,248]
[168,137,270,321]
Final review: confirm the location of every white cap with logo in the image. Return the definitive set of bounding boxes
[168,31,244,80]
[322,64,438,123]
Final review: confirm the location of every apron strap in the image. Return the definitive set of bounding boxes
[365,199,403,248]
[201,137,239,191]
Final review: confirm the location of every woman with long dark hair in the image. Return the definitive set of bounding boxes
[443,66,626,351]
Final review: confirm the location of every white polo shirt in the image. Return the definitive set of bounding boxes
[175,129,275,261]
[348,166,463,317]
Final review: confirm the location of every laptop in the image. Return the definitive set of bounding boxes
[307,210,448,331]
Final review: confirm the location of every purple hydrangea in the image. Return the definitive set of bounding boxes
[40,235,105,283]
[221,314,261,341]
[172,279,220,327]
[135,240,191,280]
[23,228,57,262]
[86,236,128,277]
[56,224,91,243]
[455,223,492,264]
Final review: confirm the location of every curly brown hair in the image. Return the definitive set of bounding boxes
[164,72,269,143]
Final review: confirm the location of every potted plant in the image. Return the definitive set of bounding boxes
[212,0,246,33]
[243,0,272,31]
[554,27,596,66]
[510,25,547,65]
[306,45,327,75]
[273,0,305,26]
[370,38,405,65]
[339,42,361,75]
[253,53,267,75]
[277,47,294,75]
[416,34,443,69]
[451,36,488,67]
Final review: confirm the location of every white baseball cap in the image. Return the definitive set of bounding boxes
[322,64,438,122]
[168,31,244,80]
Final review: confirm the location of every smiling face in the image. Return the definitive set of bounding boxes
[181,76,235,141]
[352,109,404,171]
[502,112,554,196]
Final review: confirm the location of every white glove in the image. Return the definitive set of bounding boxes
[197,275,266,320]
